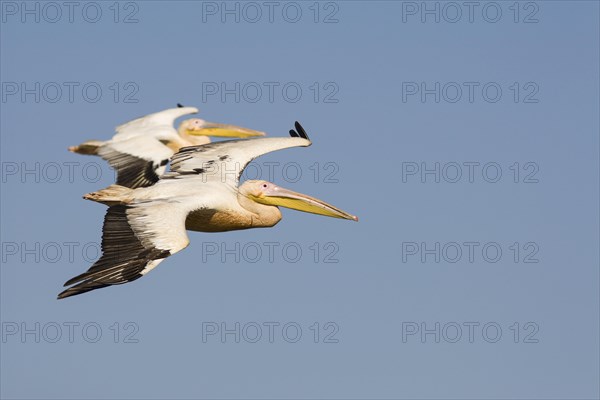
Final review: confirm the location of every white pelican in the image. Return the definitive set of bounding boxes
[58,122,357,299]
[68,105,265,188]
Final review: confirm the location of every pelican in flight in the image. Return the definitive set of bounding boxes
[68,105,265,188]
[58,122,357,299]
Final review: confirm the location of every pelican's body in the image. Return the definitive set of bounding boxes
[69,106,265,188]
[99,179,283,232]
[184,198,281,232]
[59,123,357,299]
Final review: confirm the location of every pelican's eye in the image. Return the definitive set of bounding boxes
[262,184,268,188]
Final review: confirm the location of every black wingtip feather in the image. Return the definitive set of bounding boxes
[295,121,309,140]
[177,103,184,108]
[58,205,170,299]
[289,121,309,140]
[58,282,111,299]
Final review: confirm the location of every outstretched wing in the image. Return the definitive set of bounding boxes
[58,201,191,299]
[164,121,311,186]
[94,106,199,188]
[113,106,198,140]
[97,136,174,188]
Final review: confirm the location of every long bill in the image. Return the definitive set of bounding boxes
[189,122,266,138]
[251,185,358,221]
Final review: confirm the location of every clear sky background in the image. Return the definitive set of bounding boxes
[1,1,599,399]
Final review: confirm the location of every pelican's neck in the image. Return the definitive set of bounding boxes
[237,191,282,227]
[163,133,188,152]
[177,124,189,136]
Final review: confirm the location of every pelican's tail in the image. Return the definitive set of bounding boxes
[84,185,134,205]
[68,140,104,155]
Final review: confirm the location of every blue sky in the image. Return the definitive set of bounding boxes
[1,1,599,399]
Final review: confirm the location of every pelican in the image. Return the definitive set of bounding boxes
[58,122,357,299]
[68,105,265,188]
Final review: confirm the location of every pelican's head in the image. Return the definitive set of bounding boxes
[240,180,358,221]
[178,118,266,145]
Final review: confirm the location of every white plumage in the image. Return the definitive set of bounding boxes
[58,122,357,299]
[69,106,265,188]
